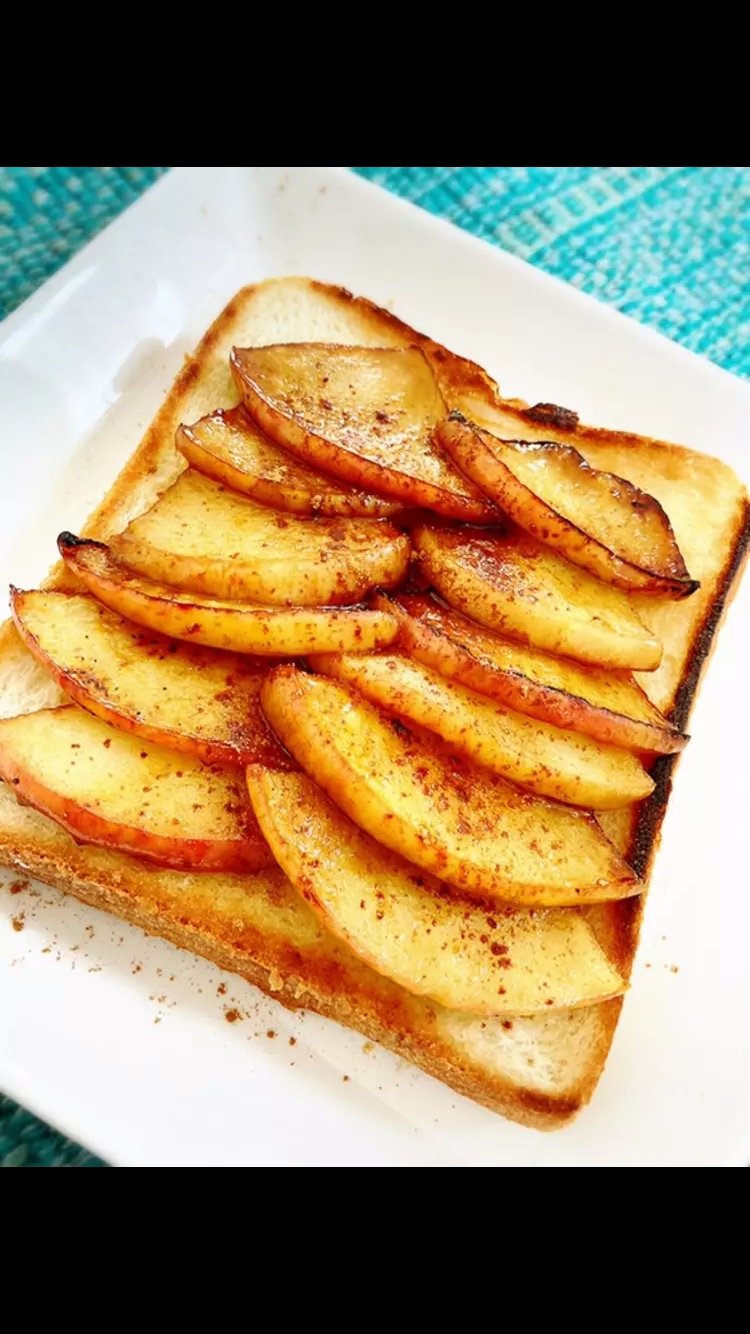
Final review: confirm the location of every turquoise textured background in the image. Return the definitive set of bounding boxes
[1,165,749,1166]
[3,166,750,374]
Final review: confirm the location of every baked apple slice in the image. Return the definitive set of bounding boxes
[247,767,626,1016]
[177,407,403,518]
[310,651,654,810]
[260,667,639,908]
[439,414,697,598]
[413,524,663,672]
[109,470,410,606]
[377,593,686,754]
[0,706,271,872]
[11,588,291,768]
[231,344,497,523]
[59,537,399,656]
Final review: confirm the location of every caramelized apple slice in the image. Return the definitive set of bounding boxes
[59,537,399,657]
[11,588,291,768]
[109,470,410,606]
[177,407,403,518]
[439,415,697,598]
[231,344,497,523]
[310,651,654,810]
[376,593,686,754]
[247,767,626,1016]
[0,706,271,872]
[413,525,663,672]
[260,667,639,908]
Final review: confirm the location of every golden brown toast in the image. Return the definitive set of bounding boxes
[0,278,747,1132]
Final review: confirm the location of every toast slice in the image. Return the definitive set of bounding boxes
[0,278,747,1132]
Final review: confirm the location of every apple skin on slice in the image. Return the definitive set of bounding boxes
[177,407,404,519]
[0,706,272,873]
[59,536,400,656]
[309,651,655,811]
[247,767,627,1016]
[259,666,640,909]
[439,414,698,599]
[413,524,663,672]
[11,588,292,769]
[231,343,498,524]
[109,469,411,607]
[375,592,687,755]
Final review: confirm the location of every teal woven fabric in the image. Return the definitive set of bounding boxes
[3,167,749,375]
[0,1100,103,1168]
[0,167,169,319]
[354,167,750,378]
[1,165,749,1167]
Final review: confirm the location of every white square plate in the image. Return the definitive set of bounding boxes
[1,166,749,1167]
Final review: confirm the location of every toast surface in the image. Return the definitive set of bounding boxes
[0,278,747,1131]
